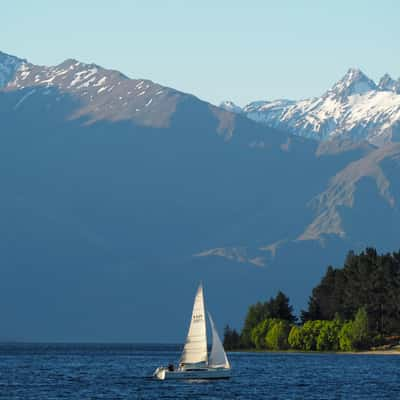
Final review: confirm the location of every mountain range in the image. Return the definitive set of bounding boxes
[1,51,399,342]
[221,68,400,146]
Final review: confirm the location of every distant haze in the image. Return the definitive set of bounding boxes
[2,0,400,105]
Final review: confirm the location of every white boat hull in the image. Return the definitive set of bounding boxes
[153,366,231,380]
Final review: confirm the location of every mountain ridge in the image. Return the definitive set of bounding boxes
[0,50,289,141]
[221,68,400,146]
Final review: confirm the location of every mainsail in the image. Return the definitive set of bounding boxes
[180,284,208,365]
[208,312,230,369]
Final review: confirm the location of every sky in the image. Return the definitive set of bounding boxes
[2,0,400,106]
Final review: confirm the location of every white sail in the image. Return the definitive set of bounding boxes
[208,312,230,369]
[180,284,208,366]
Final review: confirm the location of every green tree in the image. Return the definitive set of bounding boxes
[288,326,303,350]
[301,320,324,351]
[300,296,321,323]
[223,325,241,350]
[241,302,266,348]
[316,319,342,351]
[223,325,234,350]
[351,307,370,349]
[250,319,273,349]
[270,291,297,323]
[339,321,354,351]
[230,329,241,349]
[338,308,371,351]
[265,320,290,350]
[241,291,297,347]
[302,265,344,322]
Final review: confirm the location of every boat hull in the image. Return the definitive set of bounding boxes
[153,367,231,380]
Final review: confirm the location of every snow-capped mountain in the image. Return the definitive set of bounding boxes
[221,68,400,146]
[2,54,186,128]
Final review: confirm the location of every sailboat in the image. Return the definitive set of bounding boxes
[153,283,231,380]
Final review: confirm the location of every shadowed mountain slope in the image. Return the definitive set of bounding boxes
[0,52,398,341]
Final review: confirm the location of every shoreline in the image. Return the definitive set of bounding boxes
[229,349,400,355]
[352,349,400,355]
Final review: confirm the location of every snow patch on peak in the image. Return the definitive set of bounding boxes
[94,76,107,87]
[244,99,295,113]
[219,100,242,114]
[69,68,98,87]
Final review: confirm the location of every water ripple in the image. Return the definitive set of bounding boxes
[0,344,400,399]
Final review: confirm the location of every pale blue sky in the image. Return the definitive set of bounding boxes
[2,0,399,105]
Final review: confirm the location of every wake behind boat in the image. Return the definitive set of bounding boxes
[153,283,231,380]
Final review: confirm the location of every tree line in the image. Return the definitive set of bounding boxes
[224,247,400,351]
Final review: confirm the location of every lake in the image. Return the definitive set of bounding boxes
[0,344,399,399]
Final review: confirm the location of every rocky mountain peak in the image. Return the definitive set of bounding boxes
[236,67,400,146]
[0,51,26,88]
[378,73,400,93]
[327,68,377,98]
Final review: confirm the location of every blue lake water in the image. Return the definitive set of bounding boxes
[1,343,400,399]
